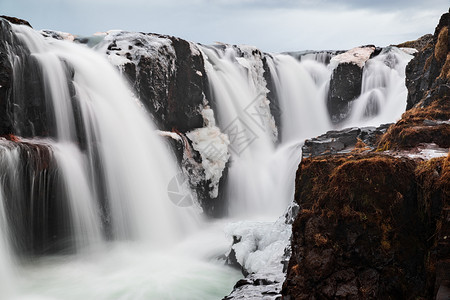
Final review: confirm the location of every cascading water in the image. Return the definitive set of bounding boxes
[201,46,413,218]
[344,47,415,127]
[200,46,334,218]
[0,150,16,299]
[0,19,416,300]
[198,44,414,298]
[200,45,280,217]
[12,24,199,245]
[0,24,240,300]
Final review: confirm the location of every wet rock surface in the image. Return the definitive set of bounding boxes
[302,124,390,158]
[0,139,73,256]
[327,46,376,124]
[327,62,363,123]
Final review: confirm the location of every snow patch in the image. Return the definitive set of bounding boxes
[94,31,176,72]
[186,108,230,198]
[389,143,449,160]
[189,41,201,56]
[330,46,375,69]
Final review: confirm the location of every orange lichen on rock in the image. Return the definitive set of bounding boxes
[435,26,449,63]
[439,53,450,80]
[378,96,450,150]
[283,153,430,299]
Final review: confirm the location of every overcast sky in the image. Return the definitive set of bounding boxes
[1,0,448,52]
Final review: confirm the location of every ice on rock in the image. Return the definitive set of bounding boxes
[234,45,278,142]
[330,46,376,69]
[186,108,230,198]
[225,216,292,283]
[156,130,182,141]
[94,31,176,72]
[40,30,76,41]
[389,143,449,160]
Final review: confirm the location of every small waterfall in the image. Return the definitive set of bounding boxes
[344,47,414,127]
[52,143,103,251]
[266,54,332,142]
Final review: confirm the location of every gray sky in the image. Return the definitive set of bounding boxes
[1,0,448,52]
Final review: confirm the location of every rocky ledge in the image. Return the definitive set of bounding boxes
[282,10,449,299]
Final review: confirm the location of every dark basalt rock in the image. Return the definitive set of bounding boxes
[163,131,229,217]
[327,62,364,124]
[302,124,391,158]
[104,32,208,132]
[0,16,32,27]
[262,53,282,134]
[405,11,449,110]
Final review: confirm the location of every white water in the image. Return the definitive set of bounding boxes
[52,143,103,252]
[200,46,333,218]
[343,47,413,128]
[14,24,199,244]
[0,24,240,300]
[0,22,415,300]
[0,148,17,299]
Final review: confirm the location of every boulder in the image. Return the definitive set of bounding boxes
[0,16,32,27]
[98,31,208,132]
[0,139,71,256]
[302,124,390,158]
[327,46,376,123]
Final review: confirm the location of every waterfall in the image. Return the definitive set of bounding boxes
[200,46,333,218]
[199,46,413,295]
[344,47,413,127]
[200,45,280,217]
[0,19,416,300]
[11,24,198,246]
